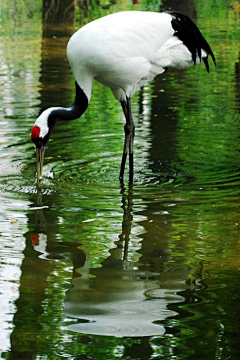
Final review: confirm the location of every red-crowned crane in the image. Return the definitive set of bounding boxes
[31,11,216,183]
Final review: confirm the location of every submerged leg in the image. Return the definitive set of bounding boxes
[119,97,135,181]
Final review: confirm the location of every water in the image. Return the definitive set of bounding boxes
[0,0,240,359]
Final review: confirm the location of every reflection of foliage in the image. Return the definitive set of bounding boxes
[160,0,240,183]
[153,0,240,273]
[149,2,240,358]
[76,0,161,26]
[230,1,240,17]
[1,0,42,122]
[1,0,42,20]
[1,0,240,359]
[196,0,240,19]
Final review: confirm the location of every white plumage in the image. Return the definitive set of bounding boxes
[31,10,216,183]
[67,12,195,102]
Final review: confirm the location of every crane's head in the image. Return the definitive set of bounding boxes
[31,108,56,184]
[31,84,88,184]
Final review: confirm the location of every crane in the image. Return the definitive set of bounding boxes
[31,11,216,183]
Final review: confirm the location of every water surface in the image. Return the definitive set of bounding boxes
[0,0,240,359]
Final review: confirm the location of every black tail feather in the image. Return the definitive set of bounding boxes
[166,11,216,72]
[203,57,210,73]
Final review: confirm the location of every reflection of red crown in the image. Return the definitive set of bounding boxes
[31,232,39,246]
[133,0,139,4]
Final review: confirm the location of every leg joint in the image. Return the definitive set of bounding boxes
[124,123,135,135]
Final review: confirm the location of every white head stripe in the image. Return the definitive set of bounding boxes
[34,107,60,138]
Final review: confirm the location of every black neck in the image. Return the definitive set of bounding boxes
[49,82,88,122]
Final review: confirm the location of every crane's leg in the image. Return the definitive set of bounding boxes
[127,98,135,181]
[120,97,135,181]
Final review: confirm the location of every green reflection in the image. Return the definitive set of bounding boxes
[1,0,240,359]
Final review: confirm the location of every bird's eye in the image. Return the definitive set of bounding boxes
[31,126,41,140]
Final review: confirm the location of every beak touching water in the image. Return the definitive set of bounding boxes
[36,146,45,184]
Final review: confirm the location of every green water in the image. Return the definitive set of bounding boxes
[0,0,240,359]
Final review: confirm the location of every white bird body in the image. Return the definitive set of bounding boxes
[67,11,196,102]
[31,10,215,183]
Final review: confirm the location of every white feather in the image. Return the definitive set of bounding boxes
[34,107,57,138]
[67,11,186,102]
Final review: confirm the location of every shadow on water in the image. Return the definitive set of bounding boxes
[1,0,240,359]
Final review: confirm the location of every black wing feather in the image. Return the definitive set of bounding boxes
[166,11,216,72]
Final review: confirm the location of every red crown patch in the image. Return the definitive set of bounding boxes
[31,126,40,139]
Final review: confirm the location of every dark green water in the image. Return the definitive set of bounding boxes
[0,0,240,359]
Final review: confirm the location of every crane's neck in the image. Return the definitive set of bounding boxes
[33,82,89,143]
[49,81,88,121]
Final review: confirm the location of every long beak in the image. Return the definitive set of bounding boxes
[36,146,45,184]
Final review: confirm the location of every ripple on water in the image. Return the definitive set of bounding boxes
[49,156,198,191]
[52,157,120,185]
